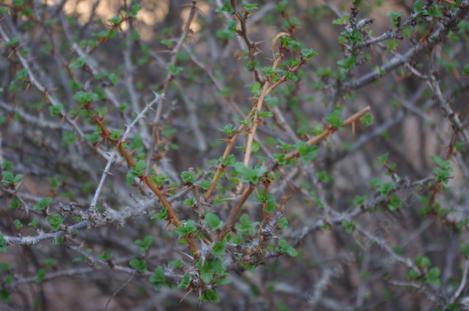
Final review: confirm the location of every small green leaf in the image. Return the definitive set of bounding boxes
[233,162,266,184]
[425,267,441,288]
[178,273,191,289]
[34,198,52,211]
[0,234,7,253]
[168,63,183,76]
[175,220,197,236]
[47,213,63,231]
[73,91,99,105]
[201,288,219,302]
[222,124,236,136]
[360,112,374,126]
[129,3,141,18]
[243,2,258,13]
[415,256,431,269]
[36,269,46,284]
[1,171,22,187]
[212,241,225,256]
[296,141,318,162]
[0,288,9,303]
[464,64,469,76]
[149,266,167,289]
[332,15,349,25]
[98,251,112,261]
[110,130,121,141]
[250,82,262,97]
[135,235,153,252]
[236,214,256,236]
[49,104,64,117]
[132,160,146,177]
[432,155,452,185]
[129,258,147,272]
[326,107,344,128]
[301,48,318,59]
[205,212,222,230]
[278,239,298,257]
[181,171,195,184]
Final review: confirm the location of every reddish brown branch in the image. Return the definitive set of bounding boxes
[217,184,255,240]
[86,105,200,258]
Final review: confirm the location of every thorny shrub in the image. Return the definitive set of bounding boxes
[0,0,469,310]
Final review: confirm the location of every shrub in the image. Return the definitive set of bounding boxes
[0,0,469,310]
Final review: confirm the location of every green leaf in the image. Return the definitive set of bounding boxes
[360,112,374,126]
[205,212,222,230]
[326,107,344,128]
[175,220,197,236]
[47,213,64,231]
[371,179,396,196]
[183,197,196,207]
[178,273,191,289]
[341,220,355,233]
[0,7,9,15]
[129,3,141,18]
[110,130,121,141]
[131,160,146,177]
[149,174,167,187]
[415,256,431,269]
[160,38,174,48]
[62,131,77,146]
[407,268,419,280]
[0,288,9,303]
[222,123,236,136]
[129,258,147,272]
[170,259,184,270]
[388,11,402,28]
[73,91,99,105]
[278,216,288,230]
[181,171,195,184]
[70,57,86,69]
[212,241,226,256]
[201,288,219,302]
[36,269,46,284]
[168,63,183,76]
[236,214,255,236]
[387,194,401,211]
[250,82,262,97]
[0,234,7,253]
[332,15,349,25]
[278,239,298,257]
[301,48,319,59]
[135,235,153,252]
[198,179,211,190]
[414,1,425,14]
[49,104,64,117]
[198,258,226,285]
[1,171,22,187]
[295,141,318,162]
[432,155,452,184]
[233,162,266,184]
[464,64,469,76]
[34,198,52,211]
[242,2,258,13]
[9,197,21,209]
[425,267,441,287]
[86,129,101,145]
[98,251,112,261]
[152,208,168,221]
[149,266,167,289]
